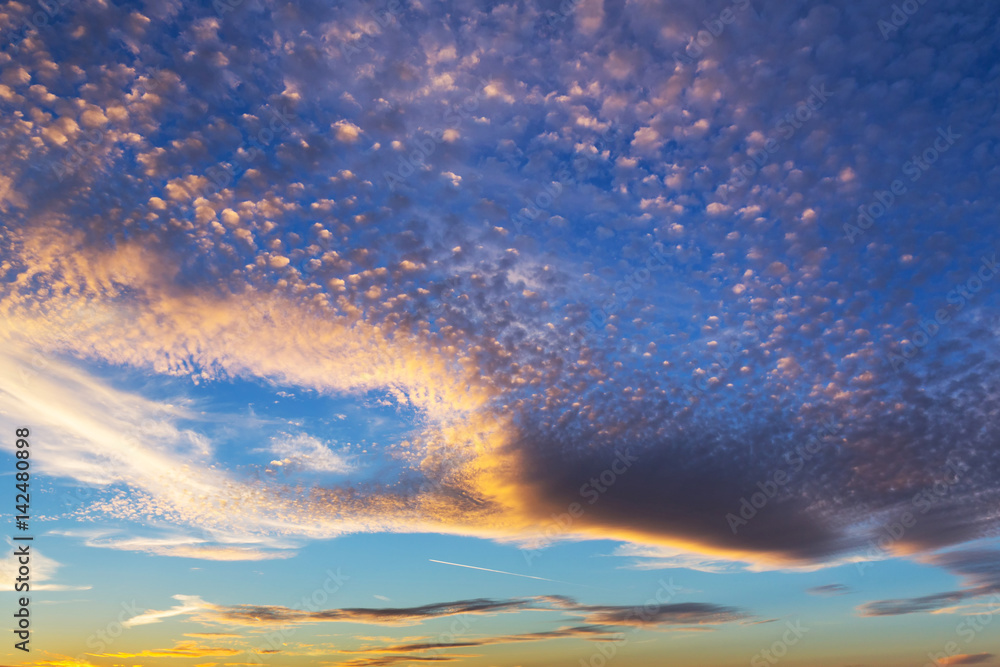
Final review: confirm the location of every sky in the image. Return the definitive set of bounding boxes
[1,0,1000,665]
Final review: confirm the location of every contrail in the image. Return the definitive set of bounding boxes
[429,559,560,582]
[428,559,607,590]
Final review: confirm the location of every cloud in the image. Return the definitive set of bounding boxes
[56,531,299,562]
[937,655,995,666]
[267,433,354,473]
[0,538,90,592]
[1,0,999,581]
[858,549,1000,616]
[338,625,624,656]
[858,591,968,617]
[89,642,245,658]
[339,657,464,667]
[611,544,747,574]
[126,595,535,629]
[334,120,363,142]
[123,595,209,628]
[123,593,746,631]
[807,584,851,596]
[572,602,745,627]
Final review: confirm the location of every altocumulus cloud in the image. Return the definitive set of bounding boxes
[0,0,998,589]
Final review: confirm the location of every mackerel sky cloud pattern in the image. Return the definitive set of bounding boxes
[1,0,1000,665]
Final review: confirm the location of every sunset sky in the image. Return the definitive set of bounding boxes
[2,0,1000,665]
